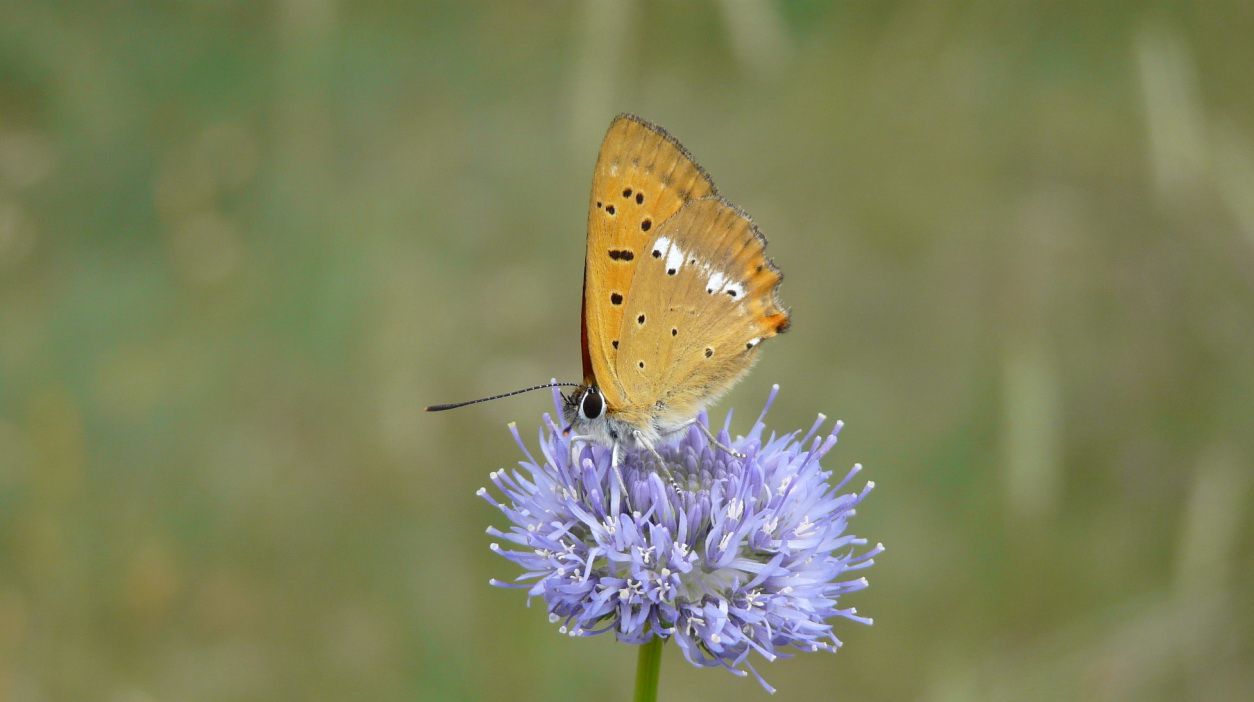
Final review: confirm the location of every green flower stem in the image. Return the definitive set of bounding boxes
[633,637,664,702]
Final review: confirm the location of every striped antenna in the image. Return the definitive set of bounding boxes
[425,382,582,412]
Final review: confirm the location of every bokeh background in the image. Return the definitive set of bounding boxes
[2,1,1252,700]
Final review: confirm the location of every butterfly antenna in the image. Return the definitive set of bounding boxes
[425,382,582,412]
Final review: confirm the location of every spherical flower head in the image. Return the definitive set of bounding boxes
[480,385,882,692]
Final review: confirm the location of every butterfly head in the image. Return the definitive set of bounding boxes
[563,384,653,450]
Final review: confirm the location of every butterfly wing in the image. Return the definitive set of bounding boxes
[612,196,788,429]
[582,115,717,408]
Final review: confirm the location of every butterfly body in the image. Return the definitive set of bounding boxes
[565,115,789,461]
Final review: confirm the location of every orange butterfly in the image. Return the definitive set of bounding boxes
[565,114,789,463]
[430,115,788,467]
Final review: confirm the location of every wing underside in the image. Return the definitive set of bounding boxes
[581,114,717,407]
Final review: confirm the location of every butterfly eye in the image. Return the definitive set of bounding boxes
[580,387,604,420]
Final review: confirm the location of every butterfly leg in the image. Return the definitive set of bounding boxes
[667,419,746,459]
[567,434,593,472]
[609,441,634,510]
[632,430,681,490]
[569,433,631,507]
[633,431,667,465]
[701,422,746,459]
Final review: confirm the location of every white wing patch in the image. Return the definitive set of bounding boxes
[653,234,747,302]
[659,236,686,273]
[706,270,727,294]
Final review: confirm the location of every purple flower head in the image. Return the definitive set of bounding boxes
[480,385,882,692]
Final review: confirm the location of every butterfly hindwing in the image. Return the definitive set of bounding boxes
[582,115,716,408]
[613,196,788,429]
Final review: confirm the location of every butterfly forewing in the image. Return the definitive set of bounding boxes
[613,196,788,428]
[582,115,716,407]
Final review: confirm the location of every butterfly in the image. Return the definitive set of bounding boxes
[564,113,789,463]
[429,114,789,468]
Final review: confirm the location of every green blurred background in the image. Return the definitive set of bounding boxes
[2,1,1252,700]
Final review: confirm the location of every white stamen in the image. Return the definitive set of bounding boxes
[777,475,793,496]
[687,615,705,634]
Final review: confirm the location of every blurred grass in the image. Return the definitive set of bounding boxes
[1,1,1253,700]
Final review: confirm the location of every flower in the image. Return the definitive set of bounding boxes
[479,385,882,692]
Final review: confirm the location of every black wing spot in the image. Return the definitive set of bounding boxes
[596,201,603,209]
[638,360,645,369]
[667,268,676,275]
[606,204,616,215]
[641,219,652,232]
[635,192,644,204]
[610,292,623,305]
[622,187,633,198]
[612,339,619,349]
[652,249,662,258]
[671,328,678,336]
[704,347,714,358]
[726,289,737,298]
[608,249,635,261]
[636,313,646,325]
